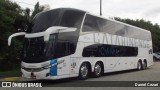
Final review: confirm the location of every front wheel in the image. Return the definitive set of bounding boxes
[79,63,89,80]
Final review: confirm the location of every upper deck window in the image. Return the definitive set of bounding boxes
[82,14,107,32]
[82,14,100,32]
[27,9,85,33]
[27,9,60,33]
[60,10,84,29]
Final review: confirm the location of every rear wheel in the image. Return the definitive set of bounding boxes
[142,61,147,70]
[93,62,102,77]
[137,61,142,70]
[79,63,89,80]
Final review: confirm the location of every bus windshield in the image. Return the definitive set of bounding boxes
[23,8,85,63]
[27,8,85,33]
[23,34,56,63]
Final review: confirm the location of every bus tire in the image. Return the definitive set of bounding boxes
[79,63,89,80]
[93,62,102,77]
[142,60,147,70]
[137,60,142,70]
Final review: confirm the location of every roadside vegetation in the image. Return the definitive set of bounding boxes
[0,0,49,71]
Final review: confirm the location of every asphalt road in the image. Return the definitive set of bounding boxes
[1,61,160,90]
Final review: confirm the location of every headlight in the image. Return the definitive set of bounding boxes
[42,65,51,69]
[42,63,57,69]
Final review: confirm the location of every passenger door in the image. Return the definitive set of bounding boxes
[54,41,73,76]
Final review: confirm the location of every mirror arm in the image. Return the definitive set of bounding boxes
[8,32,26,46]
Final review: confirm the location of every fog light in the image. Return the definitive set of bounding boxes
[46,72,51,77]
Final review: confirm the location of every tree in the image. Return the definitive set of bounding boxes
[0,1,50,71]
[0,0,23,70]
[14,2,50,32]
[31,2,50,19]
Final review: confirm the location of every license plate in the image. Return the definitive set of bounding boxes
[31,72,36,79]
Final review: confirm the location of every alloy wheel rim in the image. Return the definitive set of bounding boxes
[138,62,141,70]
[95,64,101,76]
[143,62,147,69]
[80,64,88,78]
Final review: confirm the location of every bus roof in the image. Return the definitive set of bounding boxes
[86,12,151,34]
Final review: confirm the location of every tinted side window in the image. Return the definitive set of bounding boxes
[82,15,100,32]
[54,41,75,58]
[60,10,85,29]
[82,44,138,57]
[97,18,107,32]
[82,44,99,57]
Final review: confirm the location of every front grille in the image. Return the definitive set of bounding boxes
[22,67,43,72]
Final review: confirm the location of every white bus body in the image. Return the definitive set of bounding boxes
[8,8,153,80]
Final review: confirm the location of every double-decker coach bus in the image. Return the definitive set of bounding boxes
[8,8,153,80]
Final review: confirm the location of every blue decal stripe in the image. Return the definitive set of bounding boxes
[50,59,57,76]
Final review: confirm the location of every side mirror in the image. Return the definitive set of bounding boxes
[8,26,77,45]
[8,32,26,46]
[44,26,77,41]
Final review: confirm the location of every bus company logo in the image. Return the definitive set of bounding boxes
[2,82,11,87]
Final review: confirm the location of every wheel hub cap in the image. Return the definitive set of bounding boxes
[81,65,88,78]
[95,64,101,76]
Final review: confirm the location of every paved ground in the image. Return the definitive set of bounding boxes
[1,61,160,90]
[87,62,160,81]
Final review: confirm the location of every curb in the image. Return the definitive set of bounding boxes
[0,77,21,81]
